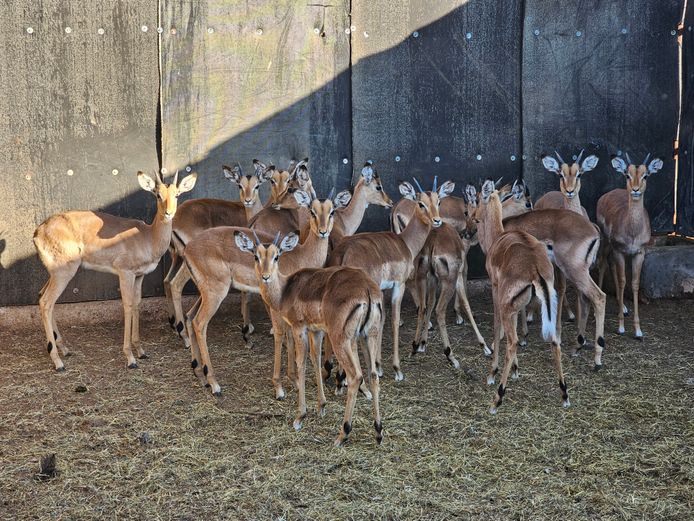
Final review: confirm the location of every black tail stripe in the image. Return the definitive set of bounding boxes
[172,230,187,248]
[585,238,598,264]
[538,274,552,323]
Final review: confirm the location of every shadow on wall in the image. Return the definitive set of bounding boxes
[0,0,683,307]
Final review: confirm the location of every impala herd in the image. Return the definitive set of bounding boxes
[33,151,663,445]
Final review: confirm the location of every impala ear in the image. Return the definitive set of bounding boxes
[481,179,495,201]
[361,164,374,184]
[137,171,157,193]
[437,180,455,199]
[511,180,524,199]
[223,164,242,183]
[295,164,310,184]
[234,231,255,254]
[541,155,561,174]
[177,173,198,194]
[464,184,478,206]
[334,190,352,209]
[293,189,312,208]
[611,156,628,175]
[399,181,416,200]
[580,155,599,173]
[279,232,299,254]
[646,158,664,175]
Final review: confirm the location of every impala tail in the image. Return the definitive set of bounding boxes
[533,273,558,341]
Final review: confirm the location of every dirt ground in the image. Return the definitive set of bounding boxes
[1,284,692,520]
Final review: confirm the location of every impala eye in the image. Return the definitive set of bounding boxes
[418,202,426,209]
[254,255,259,262]
[273,255,279,262]
[330,209,335,216]
[376,185,382,191]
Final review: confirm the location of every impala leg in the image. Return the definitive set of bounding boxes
[39,264,79,371]
[490,311,519,414]
[455,271,490,355]
[422,275,437,349]
[612,252,627,335]
[488,285,502,385]
[631,251,645,339]
[191,286,228,396]
[555,270,566,339]
[435,274,460,369]
[163,248,181,331]
[118,272,139,369]
[454,262,468,325]
[185,297,203,371]
[322,336,335,382]
[292,328,309,431]
[51,312,69,357]
[390,283,405,381]
[240,292,255,344]
[131,275,147,359]
[269,311,287,400]
[310,331,327,415]
[334,336,363,446]
[550,335,570,408]
[564,293,575,322]
[366,316,383,444]
[411,265,429,355]
[170,262,192,339]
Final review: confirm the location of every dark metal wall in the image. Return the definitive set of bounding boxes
[679,4,694,235]
[0,0,687,307]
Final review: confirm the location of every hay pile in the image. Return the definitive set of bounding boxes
[0,285,692,519]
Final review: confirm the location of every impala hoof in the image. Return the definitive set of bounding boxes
[55,366,66,373]
[487,375,496,386]
[456,315,464,325]
[593,364,602,372]
[482,344,492,357]
[489,406,497,415]
[519,338,528,347]
[394,370,404,382]
[138,353,149,360]
[127,362,138,369]
[562,399,571,409]
[275,388,286,400]
[293,419,303,431]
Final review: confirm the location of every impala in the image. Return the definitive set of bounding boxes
[597,153,663,339]
[475,179,568,413]
[34,170,197,370]
[235,231,385,446]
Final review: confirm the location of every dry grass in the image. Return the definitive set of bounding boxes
[1,284,692,520]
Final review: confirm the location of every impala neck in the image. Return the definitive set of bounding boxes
[260,271,287,313]
[336,179,368,235]
[298,207,311,242]
[479,194,504,255]
[151,202,174,257]
[282,228,330,273]
[244,197,263,221]
[565,192,583,214]
[400,211,432,259]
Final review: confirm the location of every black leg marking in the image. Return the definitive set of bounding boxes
[374,421,383,444]
[597,336,605,348]
[593,364,602,372]
[444,346,451,357]
[191,359,198,369]
[324,359,333,374]
[343,422,352,436]
[242,324,251,336]
[411,341,419,355]
[53,331,58,340]
[168,315,175,328]
[493,367,499,376]
[176,322,184,334]
[336,370,346,386]
[203,365,209,376]
[559,379,568,399]
[511,362,518,374]
[577,334,585,346]
[47,341,53,353]
[497,384,506,398]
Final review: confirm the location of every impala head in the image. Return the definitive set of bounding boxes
[137,170,197,222]
[399,177,454,228]
[460,184,479,242]
[270,159,314,209]
[611,153,663,200]
[500,179,533,217]
[234,231,299,284]
[360,161,393,208]
[223,163,266,207]
[541,150,598,200]
[293,188,351,238]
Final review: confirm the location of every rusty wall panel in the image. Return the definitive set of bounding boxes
[351,1,524,236]
[160,0,352,203]
[0,0,160,307]
[522,0,682,232]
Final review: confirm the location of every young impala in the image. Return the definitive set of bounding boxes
[34,170,197,370]
[475,179,568,413]
[235,231,385,446]
[597,153,663,339]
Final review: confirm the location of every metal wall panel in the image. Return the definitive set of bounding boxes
[0,0,160,306]
[350,0,524,234]
[160,0,352,203]
[522,0,682,231]
[677,3,694,235]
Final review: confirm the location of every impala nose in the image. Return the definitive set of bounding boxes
[566,191,575,199]
[433,218,442,228]
[262,275,271,283]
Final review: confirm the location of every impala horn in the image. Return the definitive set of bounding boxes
[412,177,425,193]
[555,150,566,165]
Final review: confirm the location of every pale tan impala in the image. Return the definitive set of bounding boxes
[503,208,606,369]
[167,159,310,339]
[535,150,599,323]
[597,153,663,339]
[164,160,271,334]
[474,179,568,413]
[182,190,348,397]
[235,231,384,446]
[330,162,394,246]
[328,179,450,380]
[34,170,197,371]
